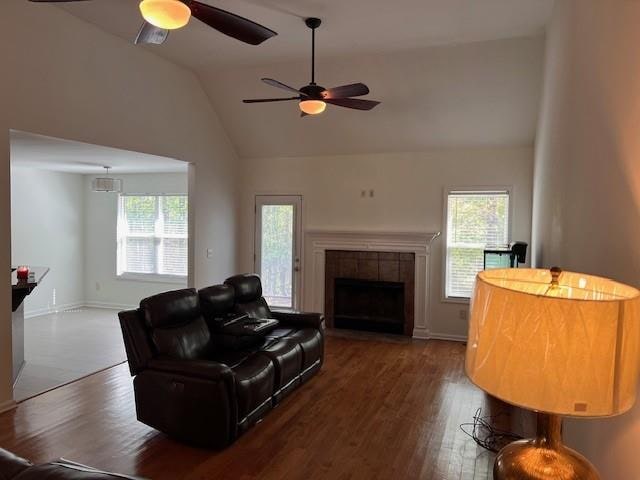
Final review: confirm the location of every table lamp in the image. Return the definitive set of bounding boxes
[466,267,640,480]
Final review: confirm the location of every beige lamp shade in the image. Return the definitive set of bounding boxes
[466,268,640,417]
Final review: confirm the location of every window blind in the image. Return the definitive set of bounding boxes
[445,190,510,298]
[117,195,188,278]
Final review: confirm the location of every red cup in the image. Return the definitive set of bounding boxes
[16,266,29,280]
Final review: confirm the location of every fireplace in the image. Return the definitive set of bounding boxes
[325,250,415,335]
[334,278,405,334]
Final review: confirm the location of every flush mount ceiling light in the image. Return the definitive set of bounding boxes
[91,167,123,193]
[139,0,191,30]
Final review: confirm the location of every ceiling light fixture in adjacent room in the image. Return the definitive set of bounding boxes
[91,167,123,193]
[139,0,192,30]
[299,100,326,115]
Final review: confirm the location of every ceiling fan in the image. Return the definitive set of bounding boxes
[243,18,380,116]
[28,0,277,46]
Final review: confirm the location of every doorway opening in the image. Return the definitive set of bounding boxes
[10,130,193,401]
[254,195,302,310]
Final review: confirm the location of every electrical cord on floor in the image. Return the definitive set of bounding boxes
[459,408,522,453]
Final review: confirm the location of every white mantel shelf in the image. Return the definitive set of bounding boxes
[302,229,441,339]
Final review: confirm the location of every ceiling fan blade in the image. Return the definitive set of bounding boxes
[186,1,277,46]
[261,78,303,95]
[325,98,381,111]
[243,97,301,103]
[134,22,169,45]
[323,83,370,99]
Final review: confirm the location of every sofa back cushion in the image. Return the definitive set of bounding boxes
[224,274,262,303]
[140,289,201,329]
[151,318,211,360]
[139,289,211,360]
[199,285,235,320]
[224,274,272,319]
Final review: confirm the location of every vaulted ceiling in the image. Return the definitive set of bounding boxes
[45,0,554,158]
[55,0,553,69]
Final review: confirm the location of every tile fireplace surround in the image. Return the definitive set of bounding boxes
[302,230,440,339]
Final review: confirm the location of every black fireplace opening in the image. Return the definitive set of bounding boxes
[334,277,405,334]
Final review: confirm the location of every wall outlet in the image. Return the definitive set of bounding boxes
[95,282,100,292]
[459,309,467,320]
[206,248,213,259]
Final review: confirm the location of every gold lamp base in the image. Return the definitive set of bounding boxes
[494,413,600,480]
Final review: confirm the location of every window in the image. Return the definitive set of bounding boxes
[445,189,510,299]
[117,195,188,281]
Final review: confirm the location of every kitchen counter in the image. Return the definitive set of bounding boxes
[11,266,49,384]
[12,266,49,312]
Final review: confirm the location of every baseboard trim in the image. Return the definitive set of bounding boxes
[84,301,136,311]
[0,399,17,414]
[24,301,136,318]
[24,302,85,319]
[427,332,467,343]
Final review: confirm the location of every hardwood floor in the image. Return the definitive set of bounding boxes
[0,334,502,479]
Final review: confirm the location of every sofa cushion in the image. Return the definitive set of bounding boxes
[0,449,32,480]
[140,289,200,329]
[265,327,296,340]
[199,285,235,320]
[151,317,211,360]
[285,328,323,371]
[231,355,274,424]
[224,274,263,303]
[258,339,302,397]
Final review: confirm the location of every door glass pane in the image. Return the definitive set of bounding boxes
[261,204,294,308]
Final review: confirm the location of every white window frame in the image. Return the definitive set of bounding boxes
[442,186,513,303]
[117,193,188,284]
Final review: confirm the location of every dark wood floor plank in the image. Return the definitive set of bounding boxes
[0,334,498,479]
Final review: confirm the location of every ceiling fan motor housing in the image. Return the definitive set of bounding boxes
[300,84,326,99]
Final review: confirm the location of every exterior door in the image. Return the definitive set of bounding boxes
[254,195,302,310]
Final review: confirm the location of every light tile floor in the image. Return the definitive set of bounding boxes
[14,307,127,401]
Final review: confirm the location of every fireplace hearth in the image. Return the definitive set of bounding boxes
[324,250,415,335]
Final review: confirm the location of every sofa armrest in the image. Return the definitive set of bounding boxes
[0,449,32,479]
[134,360,238,447]
[271,311,325,330]
[147,358,234,382]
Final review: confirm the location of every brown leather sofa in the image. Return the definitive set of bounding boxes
[0,448,144,479]
[119,274,324,448]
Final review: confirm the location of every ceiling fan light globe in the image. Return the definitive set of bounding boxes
[139,0,191,30]
[299,100,326,115]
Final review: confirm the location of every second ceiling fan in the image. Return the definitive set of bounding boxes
[28,0,277,46]
[244,18,381,116]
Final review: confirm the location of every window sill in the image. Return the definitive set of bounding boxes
[441,296,471,305]
[117,273,187,285]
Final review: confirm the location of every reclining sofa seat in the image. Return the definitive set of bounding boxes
[0,448,144,479]
[224,274,325,383]
[119,274,324,448]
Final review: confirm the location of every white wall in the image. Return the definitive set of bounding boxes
[0,0,240,408]
[10,168,85,316]
[83,173,188,308]
[240,147,533,339]
[532,1,640,477]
